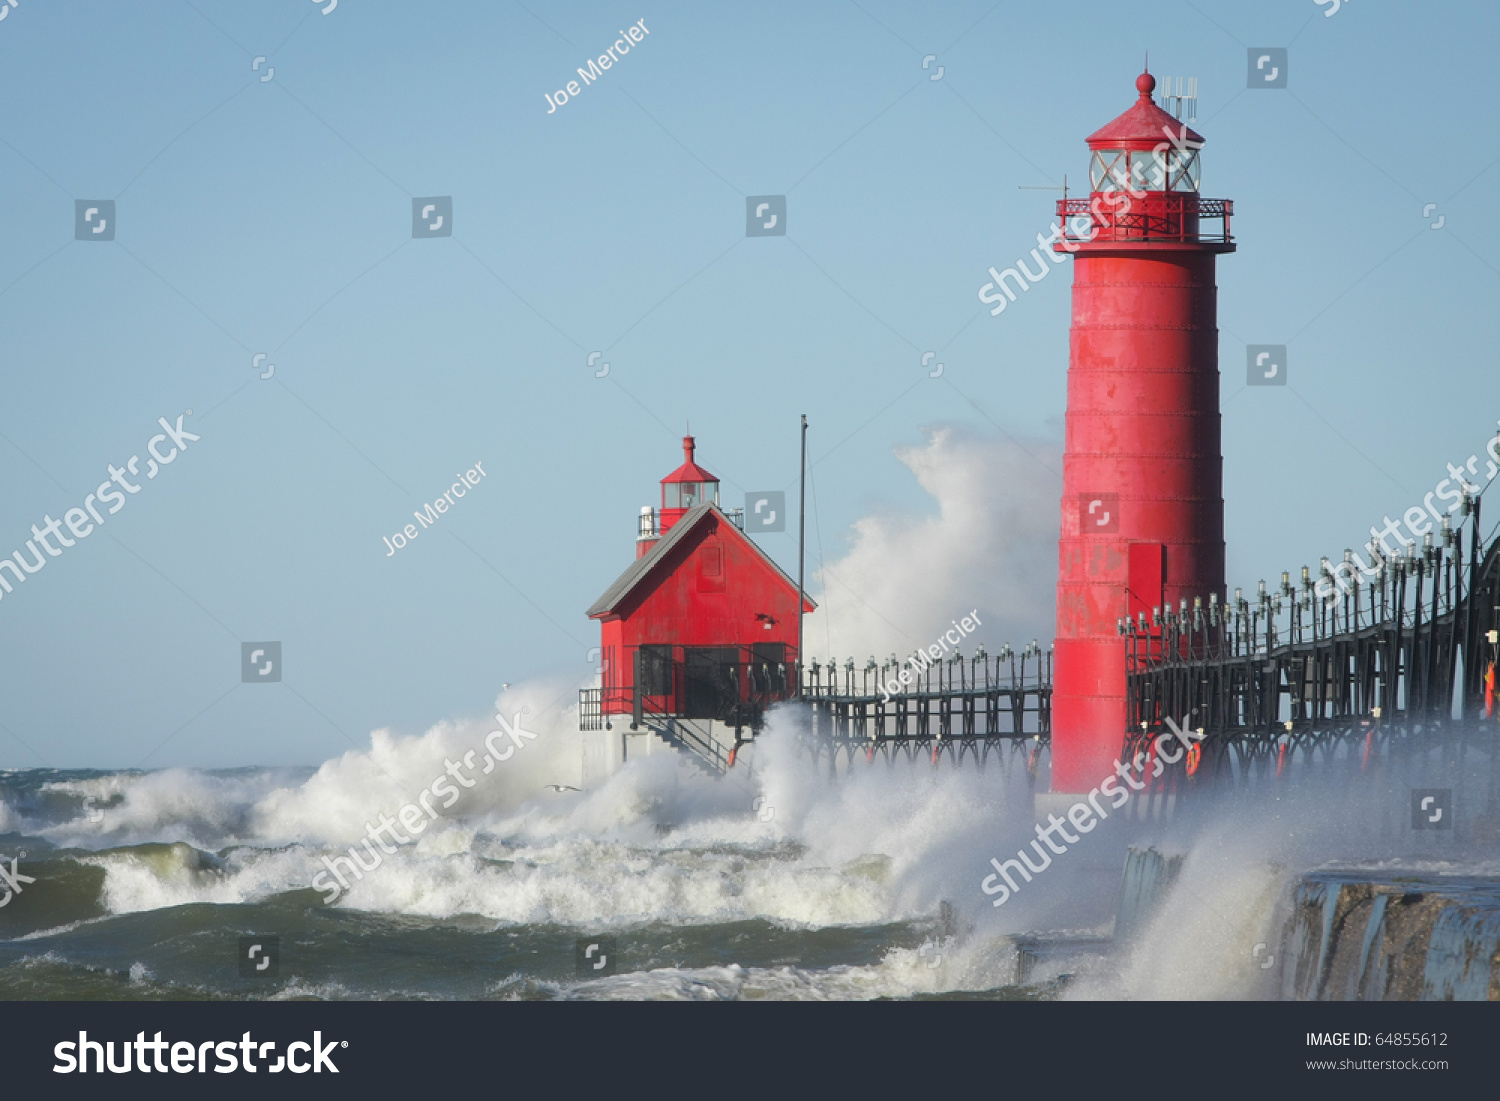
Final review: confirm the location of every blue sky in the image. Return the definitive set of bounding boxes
[0,0,1495,766]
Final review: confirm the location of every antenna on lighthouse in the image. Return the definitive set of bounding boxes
[1018,174,1068,202]
[1159,76,1198,121]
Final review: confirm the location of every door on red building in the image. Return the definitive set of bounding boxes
[638,645,675,712]
[684,647,738,719]
[1127,543,1165,622]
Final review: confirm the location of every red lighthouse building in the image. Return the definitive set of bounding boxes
[584,437,813,753]
[1050,72,1235,792]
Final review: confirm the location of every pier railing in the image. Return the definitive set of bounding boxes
[580,643,1053,770]
[1124,494,1500,777]
[798,646,1050,758]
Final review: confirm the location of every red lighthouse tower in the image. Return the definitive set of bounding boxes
[1050,71,1235,792]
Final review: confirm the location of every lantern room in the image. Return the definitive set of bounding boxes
[661,436,720,522]
[1060,72,1232,249]
[638,436,723,559]
[1087,73,1203,193]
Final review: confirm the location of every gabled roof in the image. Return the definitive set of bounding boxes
[587,504,817,619]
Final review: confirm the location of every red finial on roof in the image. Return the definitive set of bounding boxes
[662,434,718,485]
[1136,71,1156,98]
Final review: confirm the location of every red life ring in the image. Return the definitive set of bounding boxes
[1184,742,1201,776]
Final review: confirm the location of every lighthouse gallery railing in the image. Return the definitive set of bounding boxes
[1057,194,1233,246]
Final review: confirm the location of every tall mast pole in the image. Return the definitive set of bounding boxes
[797,414,807,698]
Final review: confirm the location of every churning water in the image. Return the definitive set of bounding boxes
[2,686,1496,1001]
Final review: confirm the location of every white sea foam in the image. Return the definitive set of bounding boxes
[809,426,1060,661]
[17,651,1497,1004]
[31,695,1038,940]
[34,768,298,849]
[552,939,1021,1001]
[1064,763,1500,1000]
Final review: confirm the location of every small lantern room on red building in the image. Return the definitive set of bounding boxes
[584,436,814,730]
